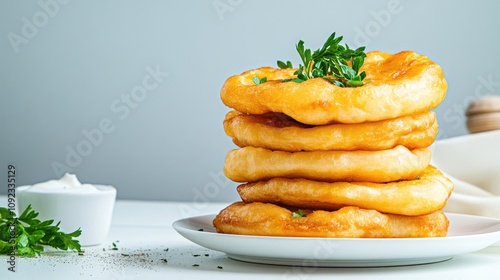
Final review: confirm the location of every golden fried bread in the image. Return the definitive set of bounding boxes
[220,51,447,125]
[237,165,453,216]
[224,146,431,183]
[224,110,438,151]
[213,202,449,238]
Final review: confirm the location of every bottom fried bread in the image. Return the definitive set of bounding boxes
[213,202,449,238]
[224,145,430,183]
[237,165,453,216]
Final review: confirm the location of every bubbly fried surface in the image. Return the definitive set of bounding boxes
[238,166,453,216]
[224,111,438,151]
[213,202,449,238]
[224,146,430,183]
[220,51,447,125]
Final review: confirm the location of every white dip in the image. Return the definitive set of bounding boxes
[25,173,100,193]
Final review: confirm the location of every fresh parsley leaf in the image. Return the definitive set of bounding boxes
[278,32,367,87]
[277,60,293,69]
[0,204,82,257]
[252,76,267,85]
[292,209,307,218]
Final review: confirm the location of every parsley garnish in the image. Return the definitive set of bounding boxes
[278,32,367,87]
[252,76,267,85]
[292,209,307,218]
[0,205,82,257]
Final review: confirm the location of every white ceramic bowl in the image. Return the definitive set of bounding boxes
[431,130,500,218]
[16,184,116,246]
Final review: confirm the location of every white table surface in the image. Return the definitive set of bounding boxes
[1,197,500,280]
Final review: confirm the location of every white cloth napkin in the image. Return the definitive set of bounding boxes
[431,130,500,219]
[443,173,500,218]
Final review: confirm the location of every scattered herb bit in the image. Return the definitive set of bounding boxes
[111,242,119,250]
[121,253,130,257]
[193,254,200,257]
[204,254,209,257]
[0,205,82,257]
[192,264,200,267]
[197,228,204,232]
[161,258,168,263]
[252,76,267,85]
[164,248,169,252]
[415,176,421,180]
[277,32,367,87]
[292,209,307,218]
[217,266,223,269]
[78,249,85,256]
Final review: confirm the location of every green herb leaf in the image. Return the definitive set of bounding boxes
[0,208,14,219]
[252,76,267,85]
[110,241,119,250]
[277,60,293,69]
[0,204,82,257]
[292,209,307,218]
[278,32,367,87]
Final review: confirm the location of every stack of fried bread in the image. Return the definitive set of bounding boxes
[214,50,453,238]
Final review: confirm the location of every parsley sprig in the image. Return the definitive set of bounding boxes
[0,205,82,257]
[292,209,307,218]
[277,32,367,87]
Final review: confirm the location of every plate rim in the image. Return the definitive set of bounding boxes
[173,212,500,241]
[172,212,500,267]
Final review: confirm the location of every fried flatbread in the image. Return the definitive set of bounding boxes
[220,51,447,125]
[238,165,453,216]
[224,146,430,183]
[213,202,449,238]
[224,110,438,151]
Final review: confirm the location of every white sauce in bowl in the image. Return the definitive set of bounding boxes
[24,173,100,193]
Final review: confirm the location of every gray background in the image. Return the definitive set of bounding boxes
[1,0,499,202]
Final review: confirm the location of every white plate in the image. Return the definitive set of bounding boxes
[173,213,500,267]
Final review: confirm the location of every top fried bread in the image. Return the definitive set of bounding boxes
[220,51,447,125]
